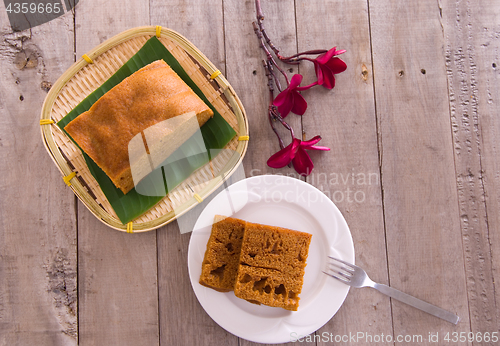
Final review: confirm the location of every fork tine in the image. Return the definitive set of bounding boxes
[327,260,355,275]
[327,268,353,281]
[328,256,356,271]
[327,262,354,279]
[322,270,351,284]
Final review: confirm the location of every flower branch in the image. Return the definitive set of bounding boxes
[253,0,346,175]
[252,21,288,89]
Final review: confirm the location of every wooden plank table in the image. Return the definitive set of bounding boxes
[1,0,499,345]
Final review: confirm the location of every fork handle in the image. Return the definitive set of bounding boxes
[373,283,459,324]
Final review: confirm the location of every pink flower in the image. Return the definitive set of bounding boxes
[267,136,330,175]
[312,47,347,89]
[273,74,317,118]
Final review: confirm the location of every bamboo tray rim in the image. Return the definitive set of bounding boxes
[40,26,249,232]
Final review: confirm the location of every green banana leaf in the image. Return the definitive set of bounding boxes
[57,36,236,224]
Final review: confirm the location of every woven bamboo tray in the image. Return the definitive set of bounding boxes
[40,26,248,232]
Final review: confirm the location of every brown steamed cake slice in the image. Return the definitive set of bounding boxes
[234,222,312,311]
[64,60,214,194]
[238,222,311,271]
[198,216,312,311]
[199,216,246,292]
[234,266,304,311]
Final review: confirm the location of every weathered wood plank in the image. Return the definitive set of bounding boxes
[77,214,158,345]
[294,0,392,344]
[225,0,302,179]
[0,6,77,346]
[74,2,160,345]
[150,1,237,345]
[369,0,470,341]
[157,223,239,345]
[441,0,500,339]
[150,1,226,75]
[218,0,313,344]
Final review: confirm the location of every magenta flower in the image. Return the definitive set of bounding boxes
[273,74,317,118]
[267,136,330,175]
[312,47,347,89]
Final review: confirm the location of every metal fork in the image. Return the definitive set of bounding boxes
[324,256,460,324]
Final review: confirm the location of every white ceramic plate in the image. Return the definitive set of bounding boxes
[187,175,354,344]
